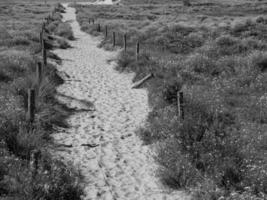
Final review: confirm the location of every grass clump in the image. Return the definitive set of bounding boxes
[0,2,83,200]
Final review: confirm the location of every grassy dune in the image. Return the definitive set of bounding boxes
[0,1,82,199]
[75,0,267,199]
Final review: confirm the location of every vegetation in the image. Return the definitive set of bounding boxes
[0,1,82,199]
[74,0,267,199]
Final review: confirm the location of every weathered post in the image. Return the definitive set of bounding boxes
[97,24,101,32]
[36,62,42,85]
[40,32,43,49]
[92,18,95,24]
[136,40,140,61]
[105,25,108,39]
[177,91,184,120]
[40,23,45,49]
[123,33,127,52]
[42,22,45,33]
[42,47,47,66]
[113,32,116,47]
[89,19,91,24]
[27,89,35,123]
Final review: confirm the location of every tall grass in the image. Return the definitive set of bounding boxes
[0,2,82,199]
[74,1,267,199]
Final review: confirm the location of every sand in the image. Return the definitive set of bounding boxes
[51,1,191,200]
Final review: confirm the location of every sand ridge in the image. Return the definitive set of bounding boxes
[51,2,190,200]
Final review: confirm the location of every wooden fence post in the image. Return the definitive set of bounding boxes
[113,32,116,47]
[36,62,42,85]
[40,23,45,48]
[40,31,43,46]
[123,33,127,52]
[136,40,140,60]
[89,19,91,24]
[42,46,47,66]
[42,22,45,33]
[27,89,35,123]
[105,25,108,39]
[177,91,184,120]
[92,18,95,24]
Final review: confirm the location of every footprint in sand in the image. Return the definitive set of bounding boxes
[51,1,191,200]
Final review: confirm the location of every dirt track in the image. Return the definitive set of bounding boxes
[52,2,190,200]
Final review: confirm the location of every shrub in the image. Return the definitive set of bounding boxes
[156,91,257,192]
[157,139,202,188]
[10,35,31,46]
[0,70,11,82]
[192,179,224,200]
[47,21,60,33]
[255,57,267,72]
[116,52,135,71]
[137,128,153,145]
[185,53,217,75]
[255,16,267,24]
[231,21,251,35]
[0,152,83,200]
[216,35,238,47]
[1,120,43,160]
[162,77,182,104]
[55,23,74,40]
[51,12,62,21]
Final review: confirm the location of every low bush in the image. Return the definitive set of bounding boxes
[55,22,74,40]
[0,148,83,200]
[162,77,182,104]
[185,53,217,75]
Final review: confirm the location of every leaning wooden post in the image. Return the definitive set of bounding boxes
[36,62,42,85]
[177,91,184,120]
[97,24,101,32]
[113,32,116,47]
[105,25,108,39]
[123,33,127,52]
[27,89,35,123]
[136,40,140,60]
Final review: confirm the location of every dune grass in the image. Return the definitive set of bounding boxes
[0,2,82,199]
[75,0,267,199]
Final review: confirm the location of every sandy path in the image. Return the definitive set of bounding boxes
[52,2,190,200]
